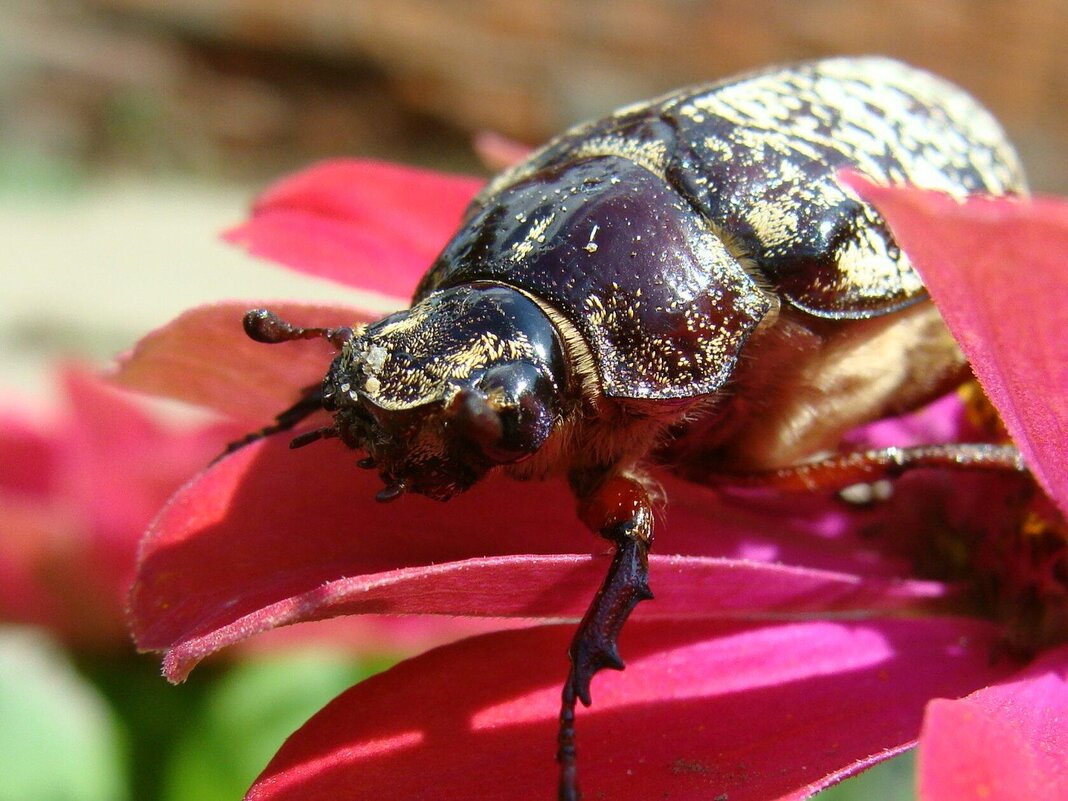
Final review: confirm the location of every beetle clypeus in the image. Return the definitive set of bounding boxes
[232,57,1029,800]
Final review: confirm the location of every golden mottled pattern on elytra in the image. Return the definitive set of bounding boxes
[488,57,1027,320]
[568,134,670,179]
[339,288,541,411]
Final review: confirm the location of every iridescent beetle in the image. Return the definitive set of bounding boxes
[233,58,1028,800]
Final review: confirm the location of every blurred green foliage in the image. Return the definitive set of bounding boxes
[159,652,392,801]
[0,629,128,801]
[817,752,917,801]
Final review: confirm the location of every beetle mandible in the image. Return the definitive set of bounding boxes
[234,57,1028,800]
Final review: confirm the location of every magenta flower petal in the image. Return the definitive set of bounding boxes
[0,406,58,499]
[113,302,367,423]
[918,644,1068,801]
[0,368,237,644]
[223,160,484,297]
[131,437,954,681]
[237,615,533,662]
[59,370,237,546]
[843,393,975,451]
[151,551,948,683]
[246,617,1013,801]
[845,176,1068,518]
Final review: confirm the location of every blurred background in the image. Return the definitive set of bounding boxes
[1,1,1064,799]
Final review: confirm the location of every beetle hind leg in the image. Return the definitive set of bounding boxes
[558,474,655,801]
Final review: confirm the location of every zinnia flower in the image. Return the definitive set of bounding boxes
[115,160,1068,800]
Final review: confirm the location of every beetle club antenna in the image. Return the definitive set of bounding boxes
[243,308,352,349]
[214,309,355,462]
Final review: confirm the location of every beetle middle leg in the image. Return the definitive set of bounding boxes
[678,442,1026,494]
[558,472,655,801]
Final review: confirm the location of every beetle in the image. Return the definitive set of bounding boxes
[232,57,1028,800]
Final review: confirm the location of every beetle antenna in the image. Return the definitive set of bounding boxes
[288,426,339,450]
[214,386,325,462]
[243,309,352,349]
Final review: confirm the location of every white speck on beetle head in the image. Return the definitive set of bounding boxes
[364,376,381,394]
[365,345,388,373]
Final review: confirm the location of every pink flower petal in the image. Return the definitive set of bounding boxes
[131,437,955,680]
[843,392,976,451]
[60,370,237,542]
[0,407,59,499]
[238,615,532,661]
[1,369,237,644]
[0,499,83,636]
[845,176,1068,519]
[247,617,1013,801]
[112,301,366,424]
[918,644,1068,801]
[223,160,484,298]
[153,552,948,682]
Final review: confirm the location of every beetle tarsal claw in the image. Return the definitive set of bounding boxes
[565,533,652,705]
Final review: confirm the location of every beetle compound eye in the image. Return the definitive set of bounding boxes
[445,388,505,454]
[477,362,558,463]
[442,361,558,465]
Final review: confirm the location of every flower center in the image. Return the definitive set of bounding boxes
[976,488,1068,656]
[913,385,1068,655]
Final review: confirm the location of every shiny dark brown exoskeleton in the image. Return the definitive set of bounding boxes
[234,58,1028,800]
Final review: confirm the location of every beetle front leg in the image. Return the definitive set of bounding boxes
[558,473,655,801]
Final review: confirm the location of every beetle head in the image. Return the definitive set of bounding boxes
[323,284,569,501]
